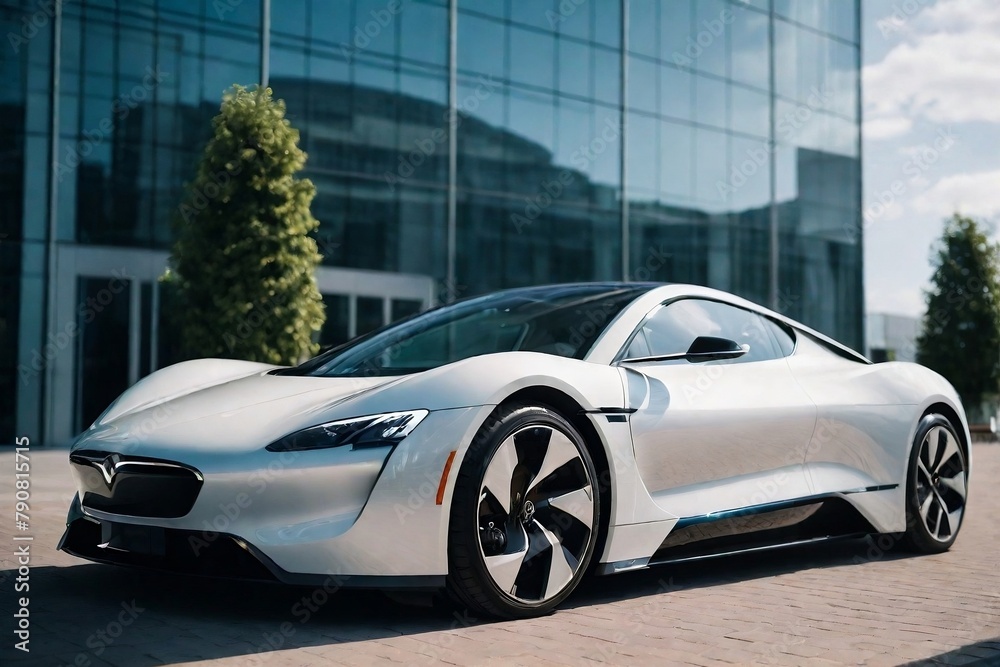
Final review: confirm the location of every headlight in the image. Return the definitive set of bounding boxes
[265,410,429,453]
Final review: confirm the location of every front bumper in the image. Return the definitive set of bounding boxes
[59,499,444,589]
[61,405,493,582]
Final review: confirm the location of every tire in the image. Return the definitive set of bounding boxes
[446,403,600,619]
[900,414,969,553]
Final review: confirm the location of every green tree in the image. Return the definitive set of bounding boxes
[916,214,1000,413]
[168,85,324,365]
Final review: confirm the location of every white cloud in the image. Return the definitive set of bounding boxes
[863,116,912,141]
[912,169,1000,219]
[864,0,1000,134]
[865,286,927,319]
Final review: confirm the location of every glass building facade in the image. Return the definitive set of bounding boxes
[0,0,861,444]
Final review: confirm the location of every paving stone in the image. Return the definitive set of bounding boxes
[2,446,1000,666]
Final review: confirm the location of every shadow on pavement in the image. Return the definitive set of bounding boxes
[569,535,911,608]
[0,537,925,666]
[902,638,1000,666]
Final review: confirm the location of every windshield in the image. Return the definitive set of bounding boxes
[281,284,653,377]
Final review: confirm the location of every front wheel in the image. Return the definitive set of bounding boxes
[446,404,600,619]
[900,414,968,553]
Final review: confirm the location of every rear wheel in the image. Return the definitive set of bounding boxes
[901,414,968,553]
[446,404,599,619]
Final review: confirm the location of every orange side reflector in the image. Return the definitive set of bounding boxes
[435,450,458,505]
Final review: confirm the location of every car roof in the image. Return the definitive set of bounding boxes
[582,282,870,365]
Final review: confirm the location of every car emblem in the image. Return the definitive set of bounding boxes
[520,499,535,524]
[97,453,121,487]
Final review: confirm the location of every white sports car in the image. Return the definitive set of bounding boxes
[61,283,970,618]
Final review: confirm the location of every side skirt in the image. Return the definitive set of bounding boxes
[647,490,892,567]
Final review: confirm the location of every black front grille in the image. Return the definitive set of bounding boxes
[70,450,204,518]
[59,517,278,582]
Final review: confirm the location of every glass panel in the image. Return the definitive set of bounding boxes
[594,0,621,48]
[356,296,385,336]
[630,299,778,362]
[730,9,769,91]
[592,47,620,106]
[660,0,692,63]
[628,0,658,58]
[557,0,591,40]
[458,13,505,78]
[589,105,622,189]
[660,65,693,122]
[629,211,707,285]
[354,0,398,57]
[775,21,822,105]
[730,85,769,138]
[694,127,727,208]
[823,38,859,119]
[0,2,25,246]
[401,2,448,67]
[309,1,352,44]
[77,276,131,430]
[511,0,556,30]
[691,0,729,78]
[729,136,772,211]
[0,239,21,441]
[458,0,505,19]
[140,282,152,378]
[156,279,183,369]
[659,119,694,204]
[695,75,726,130]
[627,57,658,114]
[830,0,859,42]
[510,26,556,89]
[507,90,555,161]
[391,298,424,322]
[766,318,797,357]
[557,38,591,99]
[455,191,621,296]
[626,112,657,196]
[320,294,350,348]
[291,285,649,376]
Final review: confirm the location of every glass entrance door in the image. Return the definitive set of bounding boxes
[75,276,132,431]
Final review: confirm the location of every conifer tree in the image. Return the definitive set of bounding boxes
[916,214,1000,412]
[169,85,324,364]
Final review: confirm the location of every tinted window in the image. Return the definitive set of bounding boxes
[624,299,780,363]
[765,318,796,357]
[281,284,652,377]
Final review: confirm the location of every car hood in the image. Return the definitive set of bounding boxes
[74,364,401,455]
[73,351,626,458]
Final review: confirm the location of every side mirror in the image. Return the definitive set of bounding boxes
[620,335,748,364]
[684,336,748,362]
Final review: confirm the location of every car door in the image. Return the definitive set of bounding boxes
[621,298,817,519]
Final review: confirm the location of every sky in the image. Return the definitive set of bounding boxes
[862,0,1000,318]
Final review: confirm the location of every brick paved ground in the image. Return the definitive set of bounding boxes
[1,445,998,666]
